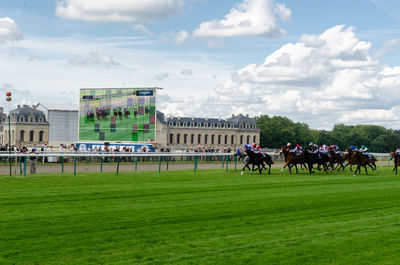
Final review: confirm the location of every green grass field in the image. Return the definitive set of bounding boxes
[1,167,400,264]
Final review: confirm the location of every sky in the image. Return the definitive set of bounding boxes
[1,0,400,130]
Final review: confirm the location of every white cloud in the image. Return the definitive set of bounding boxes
[69,51,119,66]
[56,0,184,23]
[193,0,291,38]
[132,24,153,36]
[0,17,23,43]
[162,30,189,45]
[163,25,400,129]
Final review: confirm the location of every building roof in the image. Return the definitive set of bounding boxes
[10,104,47,122]
[157,111,257,129]
[226,114,257,126]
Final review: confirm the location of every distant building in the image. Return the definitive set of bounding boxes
[1,104,49,146]
[37,103,78,147]
[155,111,260,150]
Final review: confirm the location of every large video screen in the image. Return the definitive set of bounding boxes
[79,88,156,142]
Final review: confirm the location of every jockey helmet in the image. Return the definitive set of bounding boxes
[309,142,313,146]
[296,144,300,147]
[361,145,365,148]
[257,145,261,149]
[252,143,256,147]
[287,142,291,147]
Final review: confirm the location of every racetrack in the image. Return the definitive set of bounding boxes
[1,167,400,264]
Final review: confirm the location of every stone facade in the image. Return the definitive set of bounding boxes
[156,111,260,150]
[1,104,49,146]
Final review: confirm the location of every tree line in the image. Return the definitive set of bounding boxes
[256,115,400,152]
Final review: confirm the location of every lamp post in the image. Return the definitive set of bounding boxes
[6,92,12,176]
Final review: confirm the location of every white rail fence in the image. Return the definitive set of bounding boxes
[0,152,392,176]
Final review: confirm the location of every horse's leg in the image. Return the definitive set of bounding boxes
[364,165,368,175]
[295,164,298,174]
[241,164,249,175]
[280,162,289,173]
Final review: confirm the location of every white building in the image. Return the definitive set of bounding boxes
[37,103,78,147]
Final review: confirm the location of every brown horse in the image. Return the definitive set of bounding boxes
[280,147,307,174]
[353,151,372,175]
[390,151,400,175]
[328,148,346,171]
[344,148,377,172]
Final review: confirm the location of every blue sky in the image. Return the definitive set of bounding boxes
[0,0,400,129]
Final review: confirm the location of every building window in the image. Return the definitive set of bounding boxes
[191,134,194,144]
[184,134,188,144]
[30,117,33,123]
[198,134,201,144]
[240,135,243,145]
[39,131,44,142]
[30,130,34,142]
[177,133,180,144]
[253,135,256,143]
[246,135,250,144]
[211,135,215,144]
[224,135,228,145]
[169,133,174,144]
[218,135,221,144]
[205,134,208,144]
[231,135,234,145]
[20,130,25,141]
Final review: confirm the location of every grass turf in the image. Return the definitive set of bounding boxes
[1,167,400,264]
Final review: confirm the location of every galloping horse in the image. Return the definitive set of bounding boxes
[303,150,329,174]
[280,147,307,174]
[244,149,265,174]
[390,151,400,175]
[344,148,377,172]
[327,148,346,171]
[353,151,371,176]
[234,150,252,175]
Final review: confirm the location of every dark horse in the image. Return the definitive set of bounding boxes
[303,150,329,174]
[236,149,274,175]
[390,151,400,175]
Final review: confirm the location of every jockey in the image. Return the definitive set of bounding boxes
[350,145,358,151]
[319,144,327,154]
[334,145,341,156]
[319,144,329,160]
[296,144,303,156]
[309,142,318,152]
[256,145,266,157]
[396,146,400,155]
[359,145,371,158]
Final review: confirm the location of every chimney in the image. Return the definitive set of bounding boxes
[232,114,234,117]
[246,114,249,118]
[17,105,20,109]
[33,105,36,109]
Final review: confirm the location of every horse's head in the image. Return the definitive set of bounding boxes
[390,151,395,160]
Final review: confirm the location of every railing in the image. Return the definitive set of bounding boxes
[0,152,239,176]
[0,151,393,177]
